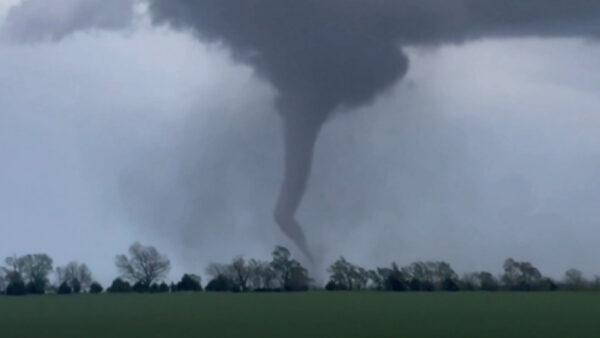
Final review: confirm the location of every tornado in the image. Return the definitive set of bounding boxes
[143,0,599,259]
[144,1,412,258]
[273,98,325,260]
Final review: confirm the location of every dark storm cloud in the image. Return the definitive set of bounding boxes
[146,0,600,110]
[145,0,600,257]
[1,0,135,42]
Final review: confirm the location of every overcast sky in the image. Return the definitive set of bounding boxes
[1,1,600,284]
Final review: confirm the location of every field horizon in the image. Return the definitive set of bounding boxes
[2,292,599,338]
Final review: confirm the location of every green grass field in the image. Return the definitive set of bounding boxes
[1,292,600,338]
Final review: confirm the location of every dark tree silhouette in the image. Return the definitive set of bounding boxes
[479,272,500,291]
[115,242,171,288]
[230,257,251,292]
[205,274,234,292]
[5,277,26,296]
[248,259,277,291]
[4,254,53,294]
[378,263,407,291]
[56,262,93,292]
[442,277,460,292]
[327,257,368,291]
[133,281,149,293]
[152,282,169,293]
[502,258,544,291]
[107,278,132,293]
[175,274,202,292]
[89,282,104,294]
[0,273,6,293]
[564,268,587,290]
[270,246,310,291]
[57,281,72,295]
[325,280,347,291]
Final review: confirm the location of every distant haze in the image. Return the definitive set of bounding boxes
[1,1,600,283]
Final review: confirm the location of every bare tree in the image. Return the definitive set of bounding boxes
[270,246,310,291]
[206,263,231,279]
[593,276,600,291]
[2,256,24,287]
[564,268,587,290]
[327,257,370,290]
[56,262,93,292]
[0,272,6,293]
[10,254,54,293]
[248,259,276,290]
[478,272,500,291]
[4,255,24,274]
[460,272,480,291]
[501,258,543,291]
[230,256,251,291]
[115,242,170,287]
[206,258,258,291]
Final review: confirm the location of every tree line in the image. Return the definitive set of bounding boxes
[1,242,599,296]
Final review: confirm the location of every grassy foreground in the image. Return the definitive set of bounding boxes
[1,292,600,338]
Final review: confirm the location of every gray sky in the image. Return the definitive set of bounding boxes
[1,1,600,284]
